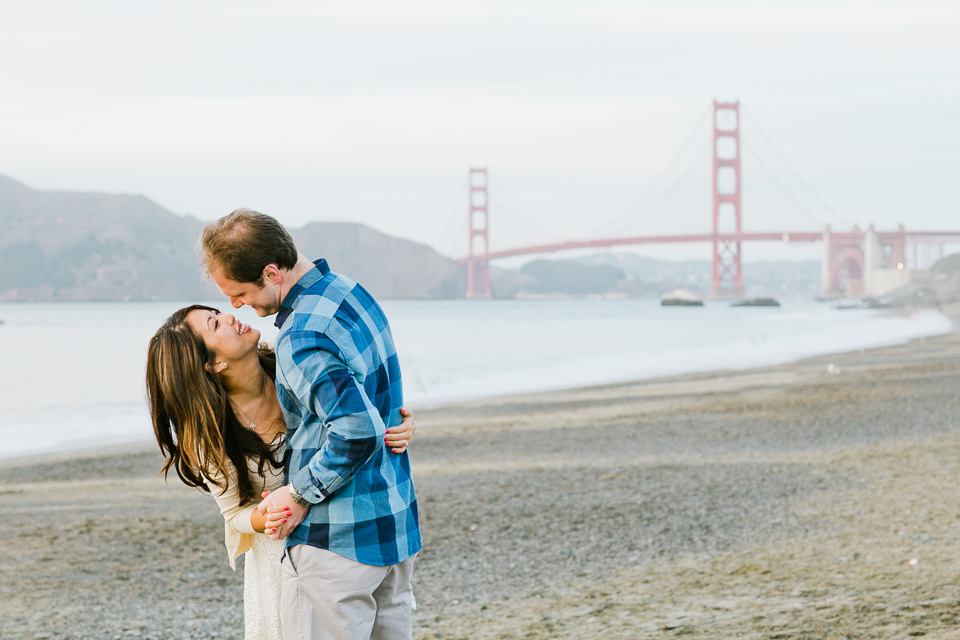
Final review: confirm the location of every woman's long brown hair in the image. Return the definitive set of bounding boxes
[145,305,283,505]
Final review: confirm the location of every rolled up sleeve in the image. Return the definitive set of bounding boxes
[280,330,385,504]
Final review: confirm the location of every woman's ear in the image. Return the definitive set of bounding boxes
[205,361,227,374]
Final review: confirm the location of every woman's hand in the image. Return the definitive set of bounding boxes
[259,490,304,540]
[385,408,416,454]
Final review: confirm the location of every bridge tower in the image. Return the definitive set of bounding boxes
[466,167,492,298]
[709,101,745,299]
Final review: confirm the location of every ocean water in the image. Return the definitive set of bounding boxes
[0,300,952,459]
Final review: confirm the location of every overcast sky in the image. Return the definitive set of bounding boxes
[1,0,957,262]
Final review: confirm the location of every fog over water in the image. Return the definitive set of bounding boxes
[0,300,951,459]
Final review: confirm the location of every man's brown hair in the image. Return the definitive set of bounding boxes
[200,208,298,285]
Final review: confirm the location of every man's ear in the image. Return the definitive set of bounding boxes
[263,264,282,284]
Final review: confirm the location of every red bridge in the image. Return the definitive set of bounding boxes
[459,102,960,300]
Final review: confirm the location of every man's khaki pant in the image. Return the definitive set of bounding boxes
[281,545,417,640]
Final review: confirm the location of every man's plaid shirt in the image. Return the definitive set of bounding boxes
[273,259,420,566]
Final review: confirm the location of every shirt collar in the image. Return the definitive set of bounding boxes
[274,259,330,328]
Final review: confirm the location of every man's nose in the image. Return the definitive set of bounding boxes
[230,298,243,309]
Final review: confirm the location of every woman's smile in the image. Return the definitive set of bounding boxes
[221,315,252,338]
[183,309,261,364]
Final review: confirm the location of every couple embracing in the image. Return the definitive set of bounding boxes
[146,209,421,640]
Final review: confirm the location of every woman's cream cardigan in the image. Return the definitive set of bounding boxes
[204,444,286,570]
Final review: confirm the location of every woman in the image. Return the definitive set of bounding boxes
[145,304,416,640]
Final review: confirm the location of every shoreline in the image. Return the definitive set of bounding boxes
[2,304,956,466]
[0,438,157,468]
[4,330,960,638]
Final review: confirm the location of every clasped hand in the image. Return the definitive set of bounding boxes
[258,490,308,540]
[259,408,417,540]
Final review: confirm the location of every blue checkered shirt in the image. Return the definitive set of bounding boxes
[273,259,420,566]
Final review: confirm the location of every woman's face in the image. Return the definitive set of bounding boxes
[185,308,261,366]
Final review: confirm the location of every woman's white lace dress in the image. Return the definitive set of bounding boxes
[206,439,287,640]
[243,531,286,640]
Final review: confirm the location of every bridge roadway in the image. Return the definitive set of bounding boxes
[459,230,960,264]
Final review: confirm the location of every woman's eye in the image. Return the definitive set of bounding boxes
[215,320,219,329]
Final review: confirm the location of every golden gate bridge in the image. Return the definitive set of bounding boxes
[456,101,960,300]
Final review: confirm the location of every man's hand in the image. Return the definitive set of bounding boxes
[258,489,309,540]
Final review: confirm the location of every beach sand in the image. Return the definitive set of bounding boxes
[3,331,960,639]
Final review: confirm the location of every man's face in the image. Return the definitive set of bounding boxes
[210,266,282,317]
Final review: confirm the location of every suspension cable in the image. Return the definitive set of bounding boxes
[742,107,849,228]
[605,139,712,238]
[490,175,567,242]
[588,106,711,238]
[489,194,562,244]
[436,174,469,257]
[742,140,826,229]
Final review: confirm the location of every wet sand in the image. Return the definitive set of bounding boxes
[3,331,960,639]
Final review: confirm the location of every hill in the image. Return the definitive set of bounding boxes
[895,252,960,308]
[0,175,462,301]
[292,223,462,300]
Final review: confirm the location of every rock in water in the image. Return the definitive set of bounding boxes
[731,298,780,307]
[661,289,704,306]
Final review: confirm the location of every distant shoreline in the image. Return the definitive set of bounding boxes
[3,314,955,466]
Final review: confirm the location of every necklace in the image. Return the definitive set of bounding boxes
[234,370,267,431]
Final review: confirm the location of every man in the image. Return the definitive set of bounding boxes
[200,208,421,640]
